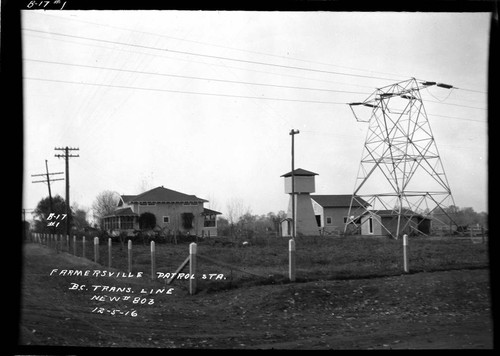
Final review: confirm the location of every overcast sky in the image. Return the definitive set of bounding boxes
[22,10,489,221]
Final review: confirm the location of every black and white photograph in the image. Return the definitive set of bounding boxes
[13,0,494,351]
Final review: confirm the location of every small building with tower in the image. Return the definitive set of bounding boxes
[280,168,320,237]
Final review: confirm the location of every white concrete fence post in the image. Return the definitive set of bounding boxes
[151,241,156,281]
[403,234,409,273]
[108,238,112,268]
[82,236,86,259]
[66,234,69,252]
[73,235,76,255]
[289,239,296,282]
[189,242,197,295]
[128,239,132,273]
[94,237,99,263]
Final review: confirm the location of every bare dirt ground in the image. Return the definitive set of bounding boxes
[16,243,494,350]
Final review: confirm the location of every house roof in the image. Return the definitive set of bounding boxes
[103,207,138,218]
[128,186,208,204]
[281,168,318,177]
[311,195,370,208]
[117,194,136,207]
[121,195,136,203]
[202,208,222,215]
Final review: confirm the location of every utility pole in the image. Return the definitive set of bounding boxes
[289,129,300,239]
[31,160,64,214]
[55,146,79,238]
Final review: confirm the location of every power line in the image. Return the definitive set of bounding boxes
[24,76,348,105]
[415,77,486,94]
[24,57,487,111]
[24,76,487,123]
[22,28,404,82]
[426,113,486,123]
[22,22,488,95]
[23,58,372,95]
[26,11,414,82]
[420,98,486,110]
[21,31,389,91]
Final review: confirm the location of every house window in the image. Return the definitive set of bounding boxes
[121,216,134,230]
[326,217,332,225]
[163,216,170,224]
[204,214,216,227]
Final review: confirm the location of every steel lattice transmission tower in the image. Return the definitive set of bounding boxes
[344,78,457,238]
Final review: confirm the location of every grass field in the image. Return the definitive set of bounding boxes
[35,234,489,294]
[19,236,493,349]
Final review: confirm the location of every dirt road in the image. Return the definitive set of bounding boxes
[17,243,494,349]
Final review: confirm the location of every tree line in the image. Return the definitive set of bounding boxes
[25,190,488,238]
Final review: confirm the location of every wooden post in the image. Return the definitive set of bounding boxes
[289,238,296,282]
[128,239,132,273]
[94,237,99,263]
[151,241,156,281]
[189,242,197,295]
[66,234,69,252]
[403,234,409,273]
[108,238,112,268]
[82,236,86,259]
[73,235,76,255]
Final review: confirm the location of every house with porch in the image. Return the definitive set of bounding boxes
[102,186,221,237]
